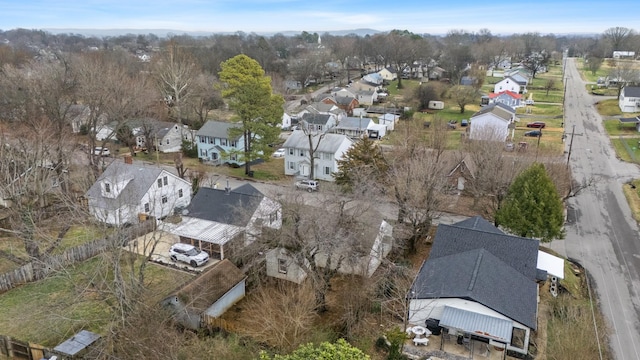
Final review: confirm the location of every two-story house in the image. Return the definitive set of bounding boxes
[85,156,192,226]
[469,103,517,141]
[299,113,337,133]
[196,120,245,166]
[494,76,523,94]
[282,130,353,181]
[489,90,523,108]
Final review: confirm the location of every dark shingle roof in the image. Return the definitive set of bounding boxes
[623,86,640,98]
[185,184,264,226]
[410,248,538,329]
[196,120,242,140]
[451,216,503,234]
[301,113,332,125]
[430,222,539,280]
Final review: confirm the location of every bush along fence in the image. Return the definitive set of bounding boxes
[0,222,155,294]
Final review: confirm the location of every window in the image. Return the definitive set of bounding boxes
[230,140,236,147]
[144,203,150,212]
[278,259,288,274]
[178,189,183,198]
[166,139,169,145]
[324,166,331,175]
[299,150,305,157]
[221,138,227,146]
[269,210,279,224]
[289,148,294,155]
[163,176,168,186]
[161,196,168,204]
[104,183,111,193]
[288,162,295,170]
[157,179,163,187]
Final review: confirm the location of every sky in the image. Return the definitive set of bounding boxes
[0,0,638,36]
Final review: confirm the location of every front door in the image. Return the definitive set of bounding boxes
[300,164,310,177]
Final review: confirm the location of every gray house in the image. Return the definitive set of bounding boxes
[408,216,541,356]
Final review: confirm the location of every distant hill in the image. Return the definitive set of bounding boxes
[42,28,382,38]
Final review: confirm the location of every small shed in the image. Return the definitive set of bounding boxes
[53,330,101,359]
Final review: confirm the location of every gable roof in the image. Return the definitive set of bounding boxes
[301,113,333,125]
[336,117,374,130]
[334,96,357,106]
[623,86,640,98]
[430,221,540,280]
[489,90,521,99]
[176,259,246,313]
[184,184,264,226]
[471,103,515,121]
[452,216,502,234]
[307,102,338,114]
[196,120,242,140]
[410,248,538,329]
[85,160,164,208]
[447,155,477,180]
[283,130,353,153]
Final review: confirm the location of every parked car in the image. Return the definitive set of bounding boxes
[93,146,110,156]
[169,243,209,267]
[295,179,319,192]
[526,121,546,128]
[272,148,286,158]
[524,130,542,137]
[461,119,469,127]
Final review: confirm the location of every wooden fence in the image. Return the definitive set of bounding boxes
[0,222,154,294]
[0,335,47,360]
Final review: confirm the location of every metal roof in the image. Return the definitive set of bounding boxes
[53,330,101,356]
[440,306,512,343]
[162,217,243,244]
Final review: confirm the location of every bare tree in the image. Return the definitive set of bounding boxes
[448,85,478,113]
[603,27,634,54]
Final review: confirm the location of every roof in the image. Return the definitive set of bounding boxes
[334,96,357,106]
[430,221,540,279]
[283,130,353,153]
[162,216,244,244]
[410,248,538,329]
[447,156,478,180]
[471,103,515,122]
[537,250,565,279]
[185,184,264,226]
[307,102,338,114]
[619,116,640,123]
[623,86,640,98]
[336,117,374,130]
[451,216,502,234]
[196,120,242,140]
[301,113,333,125]
[489,90,521,99]
[85,160,164,209]
[176,259,246,313]
[54,330,101,356]
[439,306,513,343]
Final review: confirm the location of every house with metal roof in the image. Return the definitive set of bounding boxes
[469,103,517,141]
[85,157,192,226]
[282,130,353,181]
[408,216,557,356]
[162,183,280,260]
[195,120,245,166]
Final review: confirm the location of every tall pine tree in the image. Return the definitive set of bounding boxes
[495,163,564,242]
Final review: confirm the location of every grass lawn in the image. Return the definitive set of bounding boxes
[622,179,640,222]
[0,256,193,346]
[596,99,625,117]
[215,158,286,182]
[603,119,640,136]
[517,103,564,118]
[529,90,564,104]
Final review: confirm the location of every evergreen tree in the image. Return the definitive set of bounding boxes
[495,163,565,242]
[333,136,388,191]
[218,54,284,175]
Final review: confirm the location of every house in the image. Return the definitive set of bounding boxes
[356,89,378,106]
[469,103,517,141]
[378,113,400,131]
[299,113,338,133]
[489,90,523,108]
[619,86,640,113]
[281,112,292,130]
[429,66,446,81]
[408,216,561,356]
[161,259,246,329]
[378,67,398,81]
[135,119,189,153]
[196,120,245,166]
[296,101,346,123]
[446,154,476,192]
[266,210,394,282]
[85,156,192,226]
[332,117,375,139]
[460,76,476,86]
[613,51,636,59]
[323,95,359,115]
[66,104,107,134]
[283,130,353,181]
[494,76,522,94]
[163,183,281,260]
[362,73,384,87]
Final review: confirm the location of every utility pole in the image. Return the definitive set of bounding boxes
[567,124,576,167]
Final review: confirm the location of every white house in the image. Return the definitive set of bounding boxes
[619,86,640,113]
[489,90,523,108]
[408,216,553,356]
[266,211,394,282]
[356,90,378,106]
[162,183,281,260]
[494,76,522,94]
[283,130,353,181]
[378,67,398,81]
[281,112,292,130]
[378,113,400,131]
[84,156,192,226]
[469,103,517,141]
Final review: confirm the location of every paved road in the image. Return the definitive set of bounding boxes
[560,58,640,360]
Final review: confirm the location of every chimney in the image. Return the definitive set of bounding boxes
[124,154,133,164]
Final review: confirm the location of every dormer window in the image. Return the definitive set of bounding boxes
[104,183,111,193]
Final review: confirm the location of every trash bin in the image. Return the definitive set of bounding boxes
[248,171,254,178]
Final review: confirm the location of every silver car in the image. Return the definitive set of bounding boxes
[295,179,319,192]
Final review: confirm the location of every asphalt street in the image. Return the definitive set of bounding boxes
[559,58,640,360]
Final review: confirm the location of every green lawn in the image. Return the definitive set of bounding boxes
[219,158,286,182]
[603,119,639,136]
[0,256,193,346]
[517,103,564,118]
[596,99,624,117]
